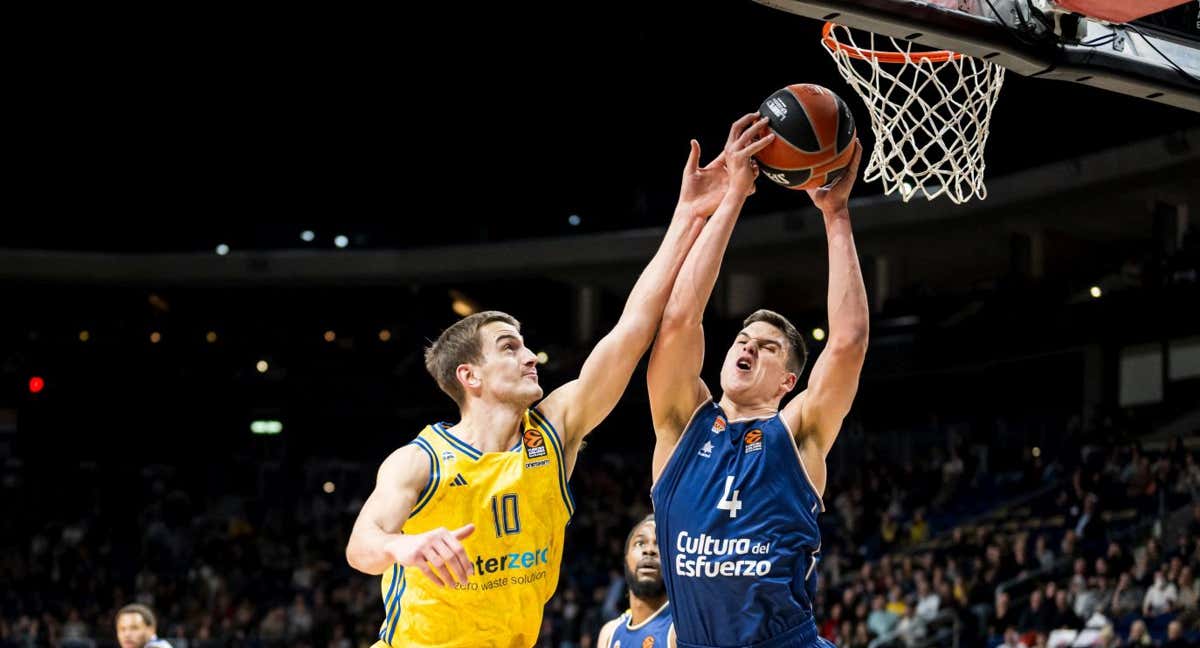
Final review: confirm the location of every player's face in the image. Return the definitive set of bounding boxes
[116,613,153,648]
[719,321,795,404]
[473,321,542,407]
[624,521,664,599]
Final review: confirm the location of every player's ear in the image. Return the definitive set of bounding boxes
[457,364,480,390]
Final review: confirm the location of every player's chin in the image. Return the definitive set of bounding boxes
[719,374,751,396]
[522,384,544,404]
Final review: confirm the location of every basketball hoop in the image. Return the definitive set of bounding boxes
[821,22,1005,203]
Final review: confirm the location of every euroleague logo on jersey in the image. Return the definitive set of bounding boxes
[613,639,655,648]
[524,428,547,459]
[744,429,763,454]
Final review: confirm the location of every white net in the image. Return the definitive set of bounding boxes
[822,23,1005,203]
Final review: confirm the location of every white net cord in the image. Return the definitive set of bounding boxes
[822,24,1005,203]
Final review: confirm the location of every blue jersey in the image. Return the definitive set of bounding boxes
[605,602,673,648]
[651,400,827,648]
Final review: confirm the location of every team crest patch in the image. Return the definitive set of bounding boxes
[643,637,655,648]
[613,642,621,648]
[441,450,456,463]
[744,429,763,454]
[711,416,726,434]
[524,428,547,459]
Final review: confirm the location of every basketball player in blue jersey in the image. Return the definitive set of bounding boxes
[598,515,674,648]
[115,604,173,648]
[346,116,776,647]
[648,120,867,648]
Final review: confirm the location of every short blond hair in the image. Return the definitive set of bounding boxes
[424,311,520,405]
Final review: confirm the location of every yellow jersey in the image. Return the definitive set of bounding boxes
[375,407,574,647]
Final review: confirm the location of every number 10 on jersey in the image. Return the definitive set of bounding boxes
[491,493,521,536]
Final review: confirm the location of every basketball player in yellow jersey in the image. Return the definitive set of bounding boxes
[346,116,776,648]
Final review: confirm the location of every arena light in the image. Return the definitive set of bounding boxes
[79,330,90,342]
[379,329,392,342]
[568,214,581,226]
[334,235,349,248]
[1089,286,1102,299]
[216,243,230,256]
[812,327,827,341]
[536,351,549,364]
[28,376,45,394]
[301,230,315,242]
[256,360,269,373]
[449,290,478,317]
[206,331,218,343]
[251,420,283,435]
[150,331,162,344]
[323,330,337,343]
[323,481,336,494]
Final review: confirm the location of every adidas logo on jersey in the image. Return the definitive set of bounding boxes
[449,473,468,486]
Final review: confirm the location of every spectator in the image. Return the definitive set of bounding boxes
[1162,619,1188,648]
[896,605,926,647]
[867,594,898,637]
[1049,590,1080,630]
[1142,570,1178,617]
[915,580,940,621]
[287,594,313,638]
[1034,535,1056,572]
[1125,619,1152,646]
[1000,626,1028,648]
[849,622,871,648]
[61,609,88,640]
[1018,588,1052,635]
[990,591,1019,637]
[1177,566,1198,611]
[886,586,908,617]
[908,508,929,545]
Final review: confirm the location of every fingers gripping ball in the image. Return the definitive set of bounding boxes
[754,84,856,190]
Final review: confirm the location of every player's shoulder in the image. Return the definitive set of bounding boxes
[378,437,435,488]
[145,639,174,648]
[527,398,570,448]
[597,616,624,648]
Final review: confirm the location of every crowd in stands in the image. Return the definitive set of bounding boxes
[2,410,1196,647]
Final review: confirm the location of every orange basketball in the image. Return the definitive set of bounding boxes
[754,84,856,190]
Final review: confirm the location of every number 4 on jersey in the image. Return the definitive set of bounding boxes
[717,475,742,518]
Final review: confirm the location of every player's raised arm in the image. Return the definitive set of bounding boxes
[648,114,771,480]
[538,138,739,470]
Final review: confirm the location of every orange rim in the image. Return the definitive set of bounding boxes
[822,22,962,64]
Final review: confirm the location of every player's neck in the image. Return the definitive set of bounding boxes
[717,394,779,421]
[455,400,525,453]
[629,594,668,626]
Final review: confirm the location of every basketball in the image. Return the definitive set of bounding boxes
[753,84,857,190]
